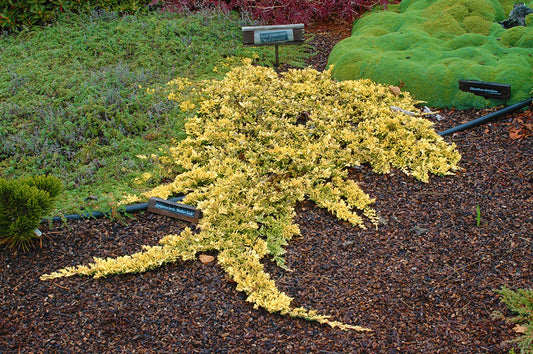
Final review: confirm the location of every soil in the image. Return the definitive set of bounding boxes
[1,20,532,353]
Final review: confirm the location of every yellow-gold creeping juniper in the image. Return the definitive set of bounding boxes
[42,61,461,331]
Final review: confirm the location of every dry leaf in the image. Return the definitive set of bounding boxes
[199,254,215,264]
[509,127,525,140]
[513,324,528,334]
[388,86,401,96]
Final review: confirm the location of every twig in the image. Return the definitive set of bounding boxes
[439,257,487,284]
[52,282,70,290]
[399,298,414,311]
[253,5,289,10]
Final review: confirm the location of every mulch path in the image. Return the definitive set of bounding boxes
[1,20,532,353]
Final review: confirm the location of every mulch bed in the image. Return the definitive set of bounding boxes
[1,21,532,353]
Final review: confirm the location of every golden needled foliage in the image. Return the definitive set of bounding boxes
[42,60,460,331]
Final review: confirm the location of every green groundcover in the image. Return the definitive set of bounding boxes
[328,0,533,108]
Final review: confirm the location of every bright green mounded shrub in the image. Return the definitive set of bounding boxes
[42,62,460,330]
[0,175,62,250]
[328,0,533,108]
[0,0,152,31]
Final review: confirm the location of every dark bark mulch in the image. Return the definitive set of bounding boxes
[1,21,532,353]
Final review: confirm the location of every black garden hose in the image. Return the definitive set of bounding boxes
[44,196,184,223]
[438,97,533,136]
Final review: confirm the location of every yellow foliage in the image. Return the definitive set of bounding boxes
[42,63,461,331]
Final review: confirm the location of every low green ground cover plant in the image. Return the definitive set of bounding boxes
[42,62,461,330]
[328,0,533,108]
[0,0,154,31]
[0,9,310,216]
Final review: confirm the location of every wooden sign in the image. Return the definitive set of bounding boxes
[242,24,305,46]
[147,197,201,223]
[459,80,511,99]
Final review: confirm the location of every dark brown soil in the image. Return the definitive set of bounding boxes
[1,21,532,353]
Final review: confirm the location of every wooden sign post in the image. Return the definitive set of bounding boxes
[242,24,305,66]
[147,197,201,223]
[459,80,511,100]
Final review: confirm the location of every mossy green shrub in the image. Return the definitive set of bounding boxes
[0,0,152,31]
[0,175,62,250]
[42,62,460,330]
[328,0,533,108]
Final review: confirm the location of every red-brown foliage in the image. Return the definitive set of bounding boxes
[150,0,391,25]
